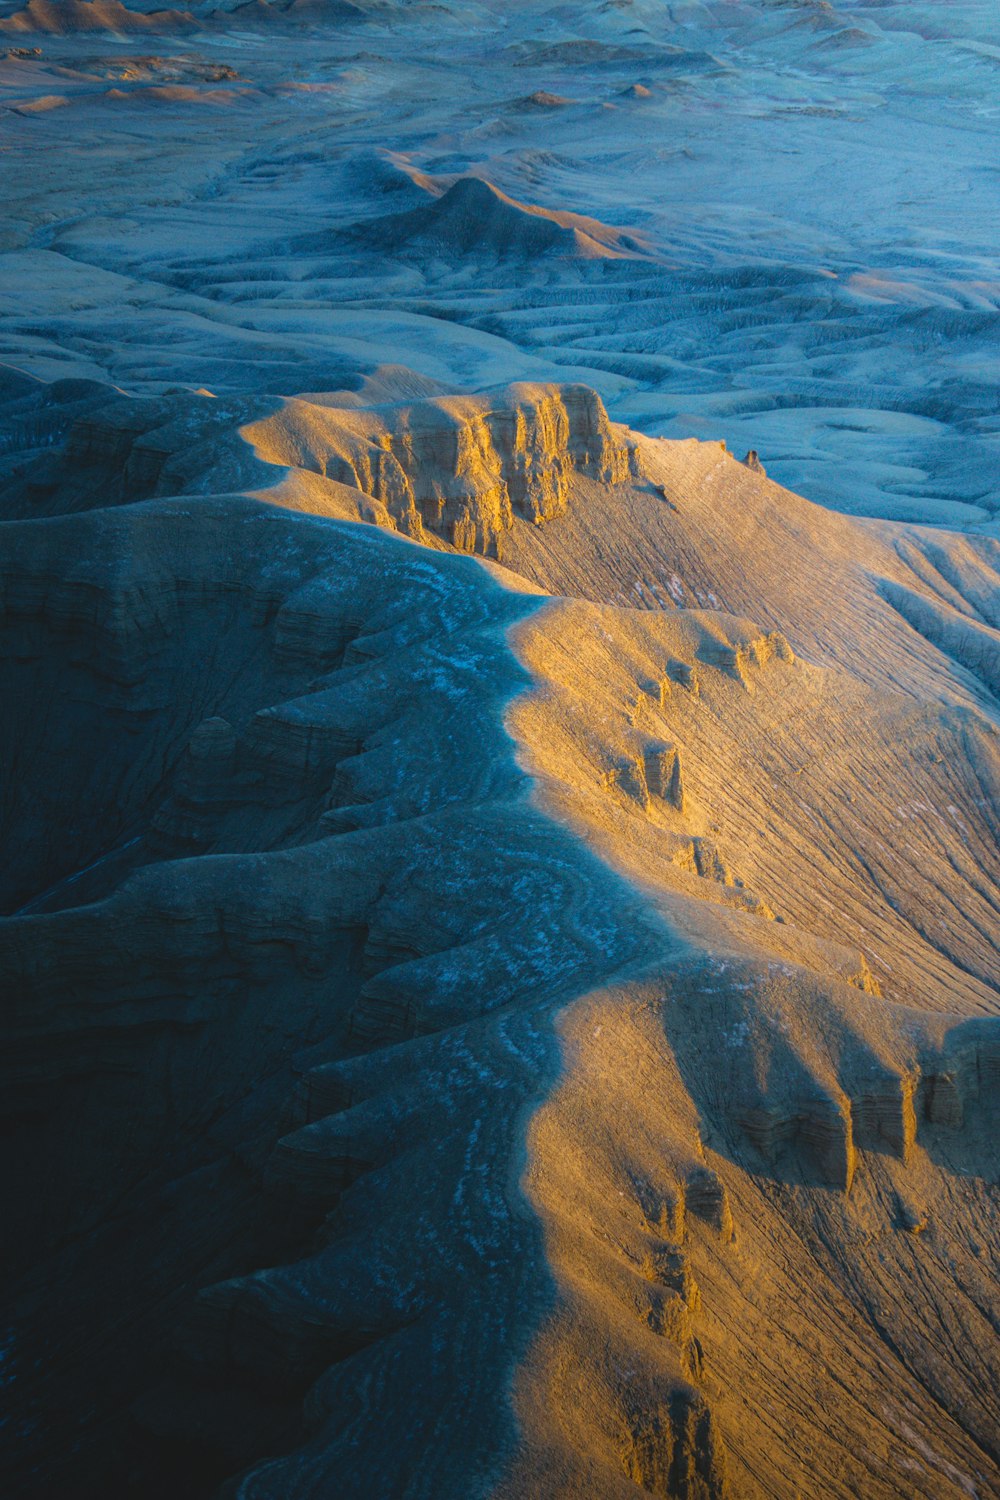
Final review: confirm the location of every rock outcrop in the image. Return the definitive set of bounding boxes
[644,740,685,810]
[246,381,643,557]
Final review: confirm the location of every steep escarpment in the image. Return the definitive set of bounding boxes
[0,378,642,561]
[3,0,999,1492]
[0,499,620,1496]
[244,382,643,557]
[2,373,999,1500]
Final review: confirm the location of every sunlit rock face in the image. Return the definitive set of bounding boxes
[244,382,642,554]
[1,2,999,1499]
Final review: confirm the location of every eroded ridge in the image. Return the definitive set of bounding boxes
[1,373,998,1499]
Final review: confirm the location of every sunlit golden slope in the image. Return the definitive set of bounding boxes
[1,376,997,1498]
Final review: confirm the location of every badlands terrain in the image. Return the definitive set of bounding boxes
[1,1,999,1497]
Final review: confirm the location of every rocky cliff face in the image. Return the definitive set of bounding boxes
[1,379,642,562]
[245,382,643,557]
